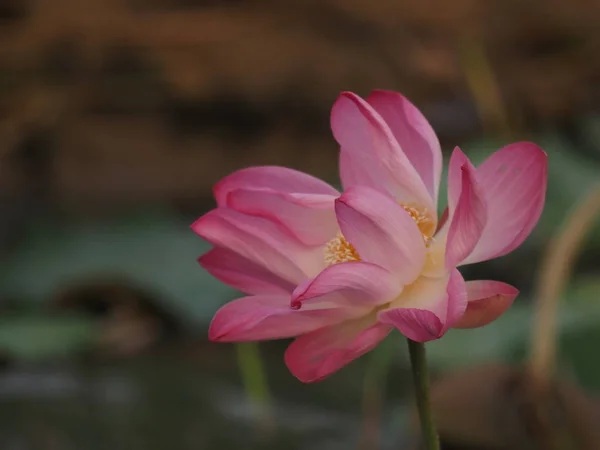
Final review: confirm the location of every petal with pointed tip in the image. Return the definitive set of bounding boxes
[331,92,433,210]
[445,156,487,268]
[367,90,442,202]
[453,280,519,329]
[291,261,401,309]
[214,166,339,206]
[199,248,296,295]
[462,142,548,264]
[446,147,472,213]
[209,295,353,342]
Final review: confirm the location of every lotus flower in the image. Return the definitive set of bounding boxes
[193,90,547,382]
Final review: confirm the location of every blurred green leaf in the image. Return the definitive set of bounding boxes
[0,208,236,327]
[560,325,600,391]
[579,115,600,159]
[428,301,600,367]
[0,314,98,361]
[427,303,532,368]
[564,275,600,305]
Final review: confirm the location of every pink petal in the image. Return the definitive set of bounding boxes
[338,149,388,193]
[444,269,469,331]
[446,147,472,213]
[453,280,519,329]
[291,261,402,309]
[335,186,426,283]
[378,269,467,342]
[378,308,441,342]
[214,166,339,207]
[209,295,352,342]
[192,208,324,285]
[284,317,393,382]
[445,153,487,268]
[331,92,434,211]
[199,248,296,295]
[367,90,443,202]
[226,188,338,246]
[462,142,548,265]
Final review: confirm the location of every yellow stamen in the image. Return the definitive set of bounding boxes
[323,203,436,266]
[400,203,435,244]
[324,233,360,266]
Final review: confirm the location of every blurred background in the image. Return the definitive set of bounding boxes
[0,0,599,449]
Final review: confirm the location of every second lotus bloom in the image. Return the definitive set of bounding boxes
[194,90,548,382]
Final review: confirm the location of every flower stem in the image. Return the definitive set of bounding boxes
[235,342,275,435]
[407,339,439,450]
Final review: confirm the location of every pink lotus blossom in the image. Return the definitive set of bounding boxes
[193,90,547,382]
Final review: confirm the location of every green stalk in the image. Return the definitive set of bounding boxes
[235,342,274,435]
[407,339,439,450]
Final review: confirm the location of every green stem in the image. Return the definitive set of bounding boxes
[235,342,274,435]
[407,339,439,450]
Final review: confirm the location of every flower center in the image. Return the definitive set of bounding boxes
[324,233,360,266]
[400,203,435,244]
[323,204,436,266]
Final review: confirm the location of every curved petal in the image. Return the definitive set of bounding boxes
[445,155,487,268]
[367,90,442,202]
[226,188,338,246]
[291,261,402,309]
[199,248,296,295]
[209,295,353,342]
[378,308,441,342]
[446,147,472,213]
[214,166,339,206]
[192,208,324,285]
[335,186,426,283]
[444,269,469,331]
[338,149,388,193]
[284,316,392,382]
[331,92,434,211]
[378,269,467,342]
[462,142,548,265]
[453,280,519,329]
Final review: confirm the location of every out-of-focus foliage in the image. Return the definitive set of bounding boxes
[0,209,236,323]
[0,314,97,362]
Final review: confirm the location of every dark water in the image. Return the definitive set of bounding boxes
[0,342,414,450]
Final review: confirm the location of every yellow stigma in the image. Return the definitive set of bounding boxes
[400,203,435,244]
[324,233,360,266]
